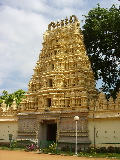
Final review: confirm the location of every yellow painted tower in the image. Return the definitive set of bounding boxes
[17,16,99,148]
[21,15,97,112]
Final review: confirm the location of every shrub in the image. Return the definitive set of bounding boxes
[11,140,18,148]
[48,143,57,153]
[107,146,115,153]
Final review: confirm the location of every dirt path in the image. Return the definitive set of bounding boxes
[0,150,116,160]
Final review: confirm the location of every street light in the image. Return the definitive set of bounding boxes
[74,116,79,155]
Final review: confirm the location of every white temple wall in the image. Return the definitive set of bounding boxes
[88,118,120,147]
[0,116,18,142]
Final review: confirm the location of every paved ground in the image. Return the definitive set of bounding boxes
[0,150,116,160]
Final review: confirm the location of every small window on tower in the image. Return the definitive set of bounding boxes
[46,98,51,107]
[48,79,53,87]
[52,64,54,70]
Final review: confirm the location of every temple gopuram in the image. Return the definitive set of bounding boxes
[0,15,120,149]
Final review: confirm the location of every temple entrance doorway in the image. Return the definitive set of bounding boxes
[46,123,57,141]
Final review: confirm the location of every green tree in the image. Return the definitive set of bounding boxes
[1,90,8,99]
[14,89,26,107]
[5,93,15,107]
[0,89,26,107]
[82,4,120,99]
[1,90,14,107]
[0,98,3,106]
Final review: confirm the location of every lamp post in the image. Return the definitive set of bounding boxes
[74,116,79,155]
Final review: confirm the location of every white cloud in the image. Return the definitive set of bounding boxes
[48,0,87,7]
[0,4,48,93]
[1,0,50,12]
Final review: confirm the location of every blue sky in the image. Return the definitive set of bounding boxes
[0,0,119,94]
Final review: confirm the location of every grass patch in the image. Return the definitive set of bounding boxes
[0,146,25,151]
[78,152,120,159]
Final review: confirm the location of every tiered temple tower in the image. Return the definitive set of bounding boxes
[17,15,98,147]
[20,15,97,112]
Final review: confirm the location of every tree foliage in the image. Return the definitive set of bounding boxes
[0,89,26,107]
[82,4,120,99]
[14,89,26,107]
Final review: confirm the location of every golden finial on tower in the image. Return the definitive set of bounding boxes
[61,18,64,27]
[65,17,69,25]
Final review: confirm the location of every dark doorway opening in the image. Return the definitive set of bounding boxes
[48,79,53,87]
[46,98,51,107]
[47,124,57,141]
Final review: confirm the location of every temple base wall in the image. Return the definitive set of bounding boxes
[0,116,18,142]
